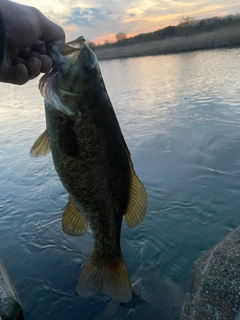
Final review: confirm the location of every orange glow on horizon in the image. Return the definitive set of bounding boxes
[13,0,240,45]
[92,3,240,45]
[92,32,139,45]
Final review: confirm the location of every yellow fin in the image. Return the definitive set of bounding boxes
[76,252,132,302]
[124,151,147,228]
[30,130,51,157]
[62,197,88,236]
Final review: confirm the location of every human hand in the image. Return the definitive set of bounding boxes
[0,0,65,85]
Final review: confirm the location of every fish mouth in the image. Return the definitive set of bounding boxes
[39,36,98,117]
[39,37,88,110]
[46,36,88,65]
[58,36,88,53]
[46,36,98,72]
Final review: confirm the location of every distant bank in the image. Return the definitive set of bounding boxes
[93,26,240,61]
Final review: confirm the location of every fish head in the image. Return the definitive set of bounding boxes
[39,36,103,117]
[49,36,98,89]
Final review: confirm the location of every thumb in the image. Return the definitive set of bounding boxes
[38,12,65,43]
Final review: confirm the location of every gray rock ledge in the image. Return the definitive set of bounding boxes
[0,260,22,320]
[181,226,240,320]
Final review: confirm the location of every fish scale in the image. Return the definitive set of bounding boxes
[30,36,147,302]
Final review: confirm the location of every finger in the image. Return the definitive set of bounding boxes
[25,56,42,79]
[31,41,47,54]
[17,47,32,60]
[25,52,52,73]
[12,56,25,65]
[5,64,30,85]
[13,54,52,78]
[19,45,47,61]
[38,12,65,43]
[38,55,52,73]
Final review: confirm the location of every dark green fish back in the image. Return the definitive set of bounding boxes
[45,92,130,259]
[31,37,147,302]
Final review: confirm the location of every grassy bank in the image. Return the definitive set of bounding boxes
[94,26,240,60]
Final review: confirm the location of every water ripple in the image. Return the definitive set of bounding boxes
[1,49,240,319]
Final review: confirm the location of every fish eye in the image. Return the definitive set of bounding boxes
[83,62,93,71]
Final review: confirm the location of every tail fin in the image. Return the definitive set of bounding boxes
[76,252,132,302]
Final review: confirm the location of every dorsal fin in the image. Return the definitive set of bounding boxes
[30,130,51,157]
[124,149,147,227]
[62,197,88,236]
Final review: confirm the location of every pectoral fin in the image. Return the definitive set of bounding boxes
[62,197,88,236]
[124,150,147,227]
[30,130,51,157]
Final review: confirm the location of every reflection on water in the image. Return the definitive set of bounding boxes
[1,48,240,319]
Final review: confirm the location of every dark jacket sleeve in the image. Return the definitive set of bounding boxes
[0,11,5,65]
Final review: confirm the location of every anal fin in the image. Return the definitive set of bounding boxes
[62,197,88,236]
[124,150,147,227]
[30,129,51,157]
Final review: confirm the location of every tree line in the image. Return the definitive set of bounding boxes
[89,14,240,49]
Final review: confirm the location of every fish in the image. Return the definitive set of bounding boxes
[30,36,147,302]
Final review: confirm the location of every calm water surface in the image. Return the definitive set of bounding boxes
[1,49,240,319]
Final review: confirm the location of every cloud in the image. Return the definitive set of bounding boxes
[63,7,106,27]
[15,0,240,43]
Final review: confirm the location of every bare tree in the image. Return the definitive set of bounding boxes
[88,41,96,49]
[178,16,195,27]
[116,32,127,41]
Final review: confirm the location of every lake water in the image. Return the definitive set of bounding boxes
[1,48,240,319]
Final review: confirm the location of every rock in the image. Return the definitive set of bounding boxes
[99,268,185,320]
[181,226,240,320]
[0,260,22,320]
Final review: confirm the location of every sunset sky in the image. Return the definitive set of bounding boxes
[15,0,240,44]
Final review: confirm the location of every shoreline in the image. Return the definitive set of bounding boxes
[93,26,240,61]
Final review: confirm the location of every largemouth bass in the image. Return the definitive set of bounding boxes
[30,36,147,302]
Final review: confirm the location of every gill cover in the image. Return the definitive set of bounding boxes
[31,36,99,157]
